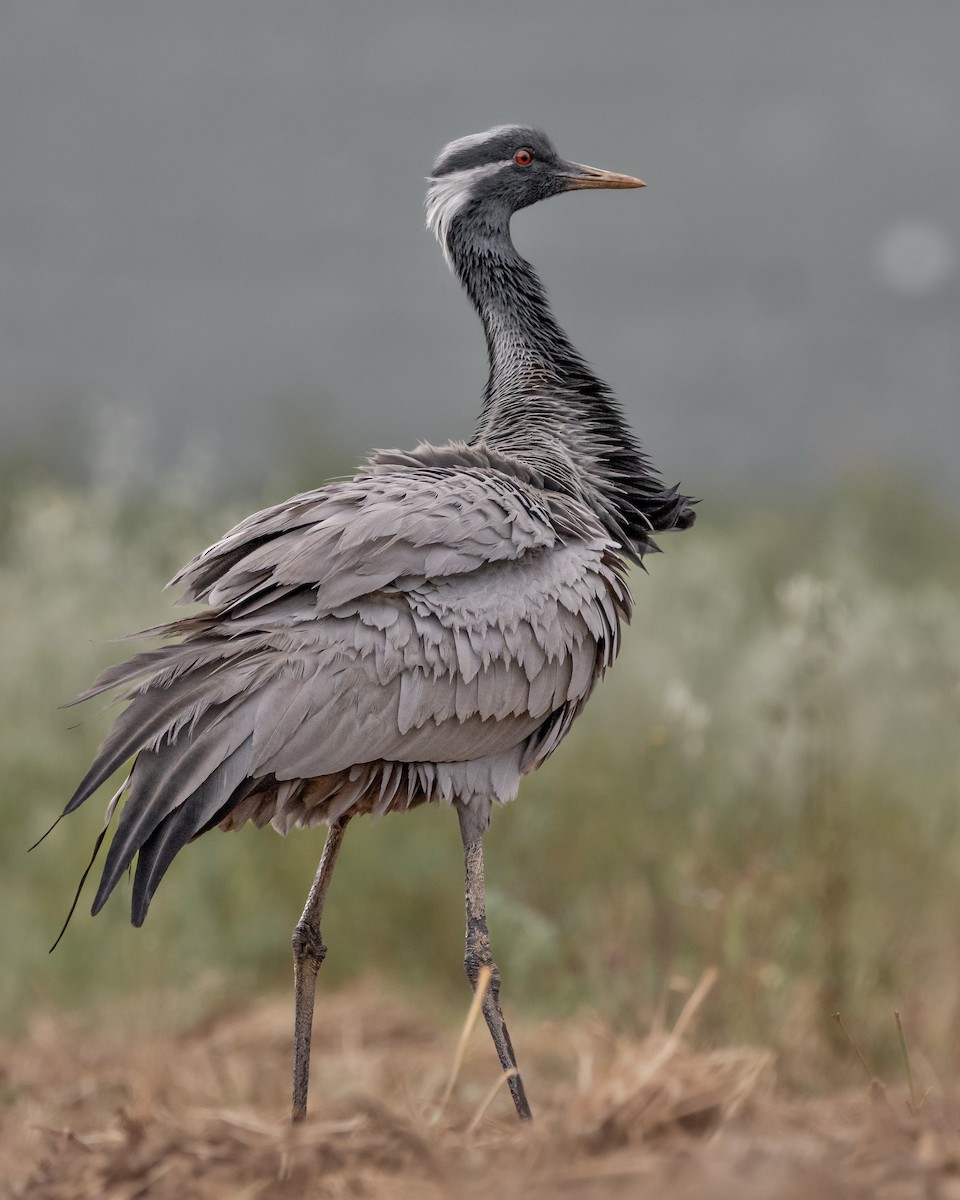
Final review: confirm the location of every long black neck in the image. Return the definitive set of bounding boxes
[444,207,692,555]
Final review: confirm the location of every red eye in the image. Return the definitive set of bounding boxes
[514,148,533,166]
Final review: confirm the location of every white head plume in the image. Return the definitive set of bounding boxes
[425,162,504,270]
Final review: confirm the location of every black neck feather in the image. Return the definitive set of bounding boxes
[444,209,694,557]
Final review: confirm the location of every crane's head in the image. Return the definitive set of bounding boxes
[426,125,644,260]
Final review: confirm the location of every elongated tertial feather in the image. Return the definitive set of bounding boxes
[49,779,126,951]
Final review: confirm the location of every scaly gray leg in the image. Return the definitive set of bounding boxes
[291,816,350,1123]
[458,806,532,1122]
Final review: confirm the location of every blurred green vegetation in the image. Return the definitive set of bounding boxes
[3,471,960,1090]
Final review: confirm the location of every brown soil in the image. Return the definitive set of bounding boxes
[3,976,960,1200]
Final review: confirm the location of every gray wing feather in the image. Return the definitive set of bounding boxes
[64,651,254,815]
[173,461,558,616]
[69,449,631,923]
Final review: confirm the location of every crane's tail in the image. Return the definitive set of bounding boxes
[58,636,266,931]
[92,729,256,925]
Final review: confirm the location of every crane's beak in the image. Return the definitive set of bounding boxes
[562,162,646,190]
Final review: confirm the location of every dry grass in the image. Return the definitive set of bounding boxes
[5,978,960,1200]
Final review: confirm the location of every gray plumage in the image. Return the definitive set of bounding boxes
[69,444,632,918]
[57,125,695,1122]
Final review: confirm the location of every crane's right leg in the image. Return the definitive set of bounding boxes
[457,805,533,1121]
[291,815,350,1123]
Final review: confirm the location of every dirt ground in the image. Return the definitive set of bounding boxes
[4,974,960,1200]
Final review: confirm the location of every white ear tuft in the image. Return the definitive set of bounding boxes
[425,163,504,271]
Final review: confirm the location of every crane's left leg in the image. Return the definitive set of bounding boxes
[291,815,351,1123]
[457,805,533,1121]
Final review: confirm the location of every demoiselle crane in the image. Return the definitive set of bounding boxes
[54,126,695,1123]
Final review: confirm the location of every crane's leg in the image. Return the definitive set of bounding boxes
[458,806,533,1122]
[291,815,350,1123]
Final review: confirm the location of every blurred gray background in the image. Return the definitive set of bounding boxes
[2,1,958,495]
